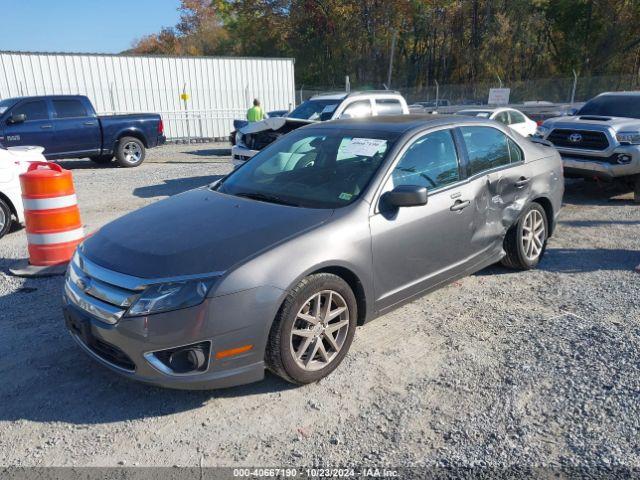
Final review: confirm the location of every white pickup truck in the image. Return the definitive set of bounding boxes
[536,91,640,202]
[232,91,409,165]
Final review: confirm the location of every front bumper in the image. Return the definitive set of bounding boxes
[62,284,283,390]
[231,145,258,167]
[558,145,640,180]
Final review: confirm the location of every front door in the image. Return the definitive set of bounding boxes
[1,99,54,153]
[370,128,489,311]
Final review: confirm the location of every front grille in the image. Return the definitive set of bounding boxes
[548,129,609,151]
[89,338,136,371]
[65,253,143,324]
[245,131,281,150]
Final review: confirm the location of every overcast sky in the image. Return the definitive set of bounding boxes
[0,0,181,54]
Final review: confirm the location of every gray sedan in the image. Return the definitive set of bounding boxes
[63,115,563,389]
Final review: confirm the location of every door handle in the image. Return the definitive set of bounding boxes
[450,199,471,211]
[83,121,97,126]
[40,124,53,129]
[515,176,530,188]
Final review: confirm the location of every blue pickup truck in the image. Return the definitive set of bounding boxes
[0,95,165,167]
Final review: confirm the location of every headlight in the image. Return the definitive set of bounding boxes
[616,131,640,145]
[126,279,216,317]
[535,125,550,138]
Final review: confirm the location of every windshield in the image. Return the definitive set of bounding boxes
[288,99,343,121]
[455,110,492,118]
[215,129,397,208]
[577,95,640,119]
[0,98,19,116]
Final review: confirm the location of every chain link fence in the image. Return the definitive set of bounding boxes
[297,74,640,107]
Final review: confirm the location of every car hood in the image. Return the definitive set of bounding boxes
[82,188,333,279]
[544,115,639,133]
[239,117,315,134]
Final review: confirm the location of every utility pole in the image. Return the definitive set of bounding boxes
[435,79,439,108]
[570,70,578,104]
[387,30,397,90]
[345,75,350,93]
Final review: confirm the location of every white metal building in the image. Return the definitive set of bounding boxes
[0,51,296,140]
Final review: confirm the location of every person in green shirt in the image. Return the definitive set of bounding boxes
[247,99,267,122]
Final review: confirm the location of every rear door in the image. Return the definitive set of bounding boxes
[370,127,489,311]
[1,99,54,153]
[458,125,533,250]
[50,98,101,157]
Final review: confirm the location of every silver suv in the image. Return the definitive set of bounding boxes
[63,115,563,389]
[537,91,640,202]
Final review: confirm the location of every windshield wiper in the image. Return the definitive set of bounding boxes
[234,191,300,207]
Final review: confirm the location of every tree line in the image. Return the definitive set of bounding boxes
[129,0,640,89]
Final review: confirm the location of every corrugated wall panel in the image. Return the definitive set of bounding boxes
[0,51,296,140]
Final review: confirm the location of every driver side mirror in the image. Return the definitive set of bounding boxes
[381,185,428,208]
[8,113,26,124]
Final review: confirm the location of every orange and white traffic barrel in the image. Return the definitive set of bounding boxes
[19,162,84,266]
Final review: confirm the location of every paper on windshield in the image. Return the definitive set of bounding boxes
[321,104,338,114]
[342,138,387,157]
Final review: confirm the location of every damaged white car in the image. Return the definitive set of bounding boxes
[232,91,409,166]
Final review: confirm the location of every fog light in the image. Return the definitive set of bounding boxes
[617,154,632,164]
[145,341,211,375]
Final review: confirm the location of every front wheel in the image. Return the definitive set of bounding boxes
[0,198,13,239]
[501,202,548,270]
[265,273,357,384]
[115,137,146,168]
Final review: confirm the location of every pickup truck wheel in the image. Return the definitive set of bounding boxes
[89,155,113,164]
[501,203,548,270]
[0,198,13,239]
[265,273,357,384]
[115,137,146,167]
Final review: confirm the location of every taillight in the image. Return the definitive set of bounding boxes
[158,119,164,135]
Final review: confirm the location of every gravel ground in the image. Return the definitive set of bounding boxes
[0,143,639,472]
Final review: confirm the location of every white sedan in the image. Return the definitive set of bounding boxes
[0,144,47,239]
[455,107,538,136]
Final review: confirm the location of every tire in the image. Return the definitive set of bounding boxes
[0,198,13,240]
[89,154,114,164]
[634,175,640,204]
[501,202,549,270]
[265,273,357,384]
[115,136,146,168]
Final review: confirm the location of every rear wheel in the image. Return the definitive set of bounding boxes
[501,203,548,270]
[265,273,357,384]
[0,198,13,239]
[89,154,113,164]
[115,137,146,168]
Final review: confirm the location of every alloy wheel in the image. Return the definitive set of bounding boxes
[123,141,142,163]
[289,290,350,372]
[522,208,546,262]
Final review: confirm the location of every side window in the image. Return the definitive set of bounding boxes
[12,101,48,121]
[341,100,372,119]
[460,126,511,175]
[494,111,510,125]
[509,111,526,124]
[391,129,460,190]
[53,99,88,118]
[508,138,524,163]
[376,99,403,115]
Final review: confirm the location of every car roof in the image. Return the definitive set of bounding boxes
[597,91,640,97]
[302,114,491,134]
[1,94,86,102]
[310,93,348,101]
[457,108,497,112]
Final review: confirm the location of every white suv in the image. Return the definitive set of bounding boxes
[232,91,409,165]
